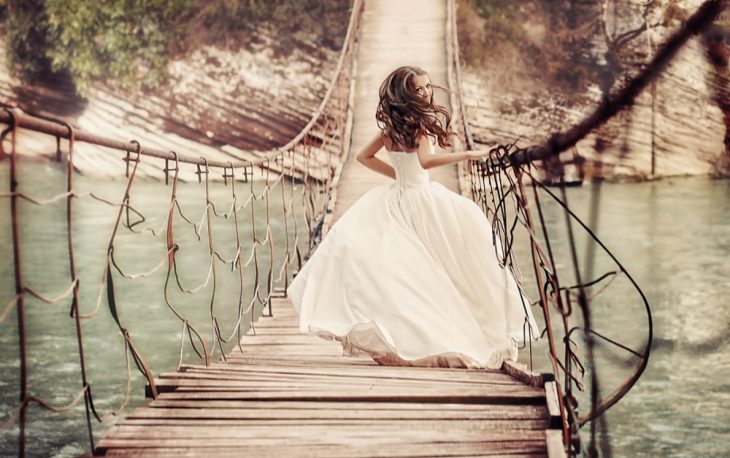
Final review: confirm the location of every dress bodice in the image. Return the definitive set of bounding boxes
[384,142,431,191]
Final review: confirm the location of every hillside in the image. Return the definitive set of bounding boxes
[457,0,729,182]
[0,2,350,179]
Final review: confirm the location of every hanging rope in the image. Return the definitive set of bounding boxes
[0,2,364,456]
[447,0,725,455]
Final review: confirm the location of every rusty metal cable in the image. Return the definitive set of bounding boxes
[442,0,724,454]
[0,4,363,454]
[2,0,709,454]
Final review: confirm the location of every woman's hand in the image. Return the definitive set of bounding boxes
[466,144,499,160]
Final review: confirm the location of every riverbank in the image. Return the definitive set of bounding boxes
[0,19,344,181]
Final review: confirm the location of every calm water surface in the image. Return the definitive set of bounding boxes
[1,159,729,457]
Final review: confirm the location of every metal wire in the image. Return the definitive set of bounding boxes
[0,1,364,456]
[1,1,723,456]
[445,0,725,455]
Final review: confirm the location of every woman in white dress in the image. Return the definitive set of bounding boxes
[286,66,540,369]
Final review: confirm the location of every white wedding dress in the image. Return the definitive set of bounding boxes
[286,139,540,369]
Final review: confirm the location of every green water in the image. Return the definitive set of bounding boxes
[1,158,729,457]
[512,175,730,457]
[0,157,314,457]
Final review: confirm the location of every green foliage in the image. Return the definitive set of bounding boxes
[3,0,54,81]
[189,0,351,57]
[457,0,605,97]
[2,0,351,96]
[43,0,191,95]
[470,0,526,44]
[456,0,534,73]
[538,0,596,93]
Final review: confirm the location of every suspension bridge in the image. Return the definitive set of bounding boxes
[2,0,724,456]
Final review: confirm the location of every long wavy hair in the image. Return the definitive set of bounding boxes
[375,66,454,151]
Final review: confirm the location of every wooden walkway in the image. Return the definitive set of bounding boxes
[332,0,460,225]
[97,298,559,457]
[96,0,564,456]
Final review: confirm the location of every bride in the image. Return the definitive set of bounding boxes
[286,65,540,369]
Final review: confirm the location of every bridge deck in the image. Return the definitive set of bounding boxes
[97,298,554,457]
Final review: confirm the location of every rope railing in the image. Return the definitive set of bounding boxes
[1,0,724,456]
[0,1,363,455]
[448,0,726,456]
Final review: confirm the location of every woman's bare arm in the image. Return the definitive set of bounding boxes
[416,135,495,169]
[356,132,396,179]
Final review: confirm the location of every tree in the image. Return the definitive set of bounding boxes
[2,0,351,96]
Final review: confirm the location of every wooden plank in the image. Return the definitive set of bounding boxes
[503,360,545,387]
[118,418,549,430]
[238,335,338,344]
[174,364,516,380]
[191,367,507,381]
[156,373,523,388]
[256,306,297,315]
[545,381,563,429]
[147,400,549,414]
[241,328,301,336]
[128,406,548,421]
[158,373,540,391]
[149,377,541,392]
[255,314,298,321]
[248,317,298,324]
[253,308,296,315]
[233,343,337,349]
[244,325,300,332]
[225,351,361,359]
[221,356,378,366]
[155,390,545,404]
[243,329,312,336]
[169,371,520,387]
[248,319,299,328]
[546,429,568,458]
[185,363,503,376]
[101,440,547,457]
[234,344,342,353]
[248,318,298,324]
[149,383,537,397]
[100,427,547,444]
[158,368,523,388]
[230,347,344,356]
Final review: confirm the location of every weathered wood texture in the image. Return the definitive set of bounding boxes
[97,298,551,457]
[95,1,562,456]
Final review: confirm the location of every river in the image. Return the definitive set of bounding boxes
[1,158,728,457]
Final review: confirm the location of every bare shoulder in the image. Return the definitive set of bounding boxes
[416,134,434,169]
[417,134,435,150]
[371,130,386,147]
[381,133,394,152]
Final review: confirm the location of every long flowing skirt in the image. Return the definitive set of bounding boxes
[286,180,540,369]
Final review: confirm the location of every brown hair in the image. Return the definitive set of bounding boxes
[375,66,454,151]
